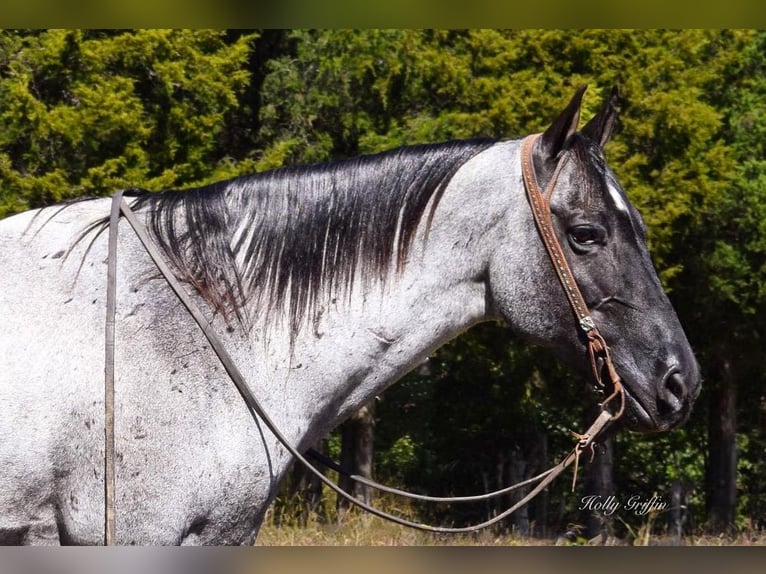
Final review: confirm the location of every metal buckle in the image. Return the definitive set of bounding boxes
[579,315,596,332]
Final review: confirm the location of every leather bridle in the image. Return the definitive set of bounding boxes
[102,134,625,544]
[520,134,626,416]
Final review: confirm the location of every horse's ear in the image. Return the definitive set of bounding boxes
[539,85,587,160]
[581,86,620,149]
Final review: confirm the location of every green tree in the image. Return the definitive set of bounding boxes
[0,29,256,218]
[695,30,766,532]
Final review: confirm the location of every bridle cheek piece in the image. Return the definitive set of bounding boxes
[520,134,625,420]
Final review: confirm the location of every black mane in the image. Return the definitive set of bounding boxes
[129,139,496,332]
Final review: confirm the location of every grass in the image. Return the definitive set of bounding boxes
[256,504,766,546]
[257,520,766,546]
[257,495,549,546]
[257,511,541,546]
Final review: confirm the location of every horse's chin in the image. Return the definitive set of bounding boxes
[618,386,685,433]
[619,393,660,432]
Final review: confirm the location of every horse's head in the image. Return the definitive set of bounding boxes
[490,86,700,432]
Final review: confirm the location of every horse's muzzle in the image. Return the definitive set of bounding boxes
[650,357,701,431]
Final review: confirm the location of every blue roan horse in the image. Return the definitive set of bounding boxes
[0,87,700,545]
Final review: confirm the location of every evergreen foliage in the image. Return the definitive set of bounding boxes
[0,29,256,216]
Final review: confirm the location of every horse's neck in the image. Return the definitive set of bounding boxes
[242,141,521,452]
[279,252,490,447]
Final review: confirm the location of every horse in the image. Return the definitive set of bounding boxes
[0,86,700,545]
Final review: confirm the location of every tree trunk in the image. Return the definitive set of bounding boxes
[337,402,375,514]
[533,430,549,538]
[581,427,615,542]
[706,358,738,534]
[507,447,530,536]
[668,479,689,543]
[283,438,327,525]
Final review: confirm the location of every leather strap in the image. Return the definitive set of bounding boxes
[521,134,594,332]
[103,190,121,545]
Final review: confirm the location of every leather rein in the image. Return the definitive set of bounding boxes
[102,134,624,544]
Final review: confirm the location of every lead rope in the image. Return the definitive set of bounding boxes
[103,135,625,540]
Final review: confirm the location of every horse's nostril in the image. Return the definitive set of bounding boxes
[667,371,687,401]
[658,369,687,415]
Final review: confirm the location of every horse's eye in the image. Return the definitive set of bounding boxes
[568,225,603,248]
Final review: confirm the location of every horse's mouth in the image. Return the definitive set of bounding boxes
[590,355,682,432]
[619,390,660,432]
[589,360,653,432]
[593,369,659,432]
[619,383,688,433]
